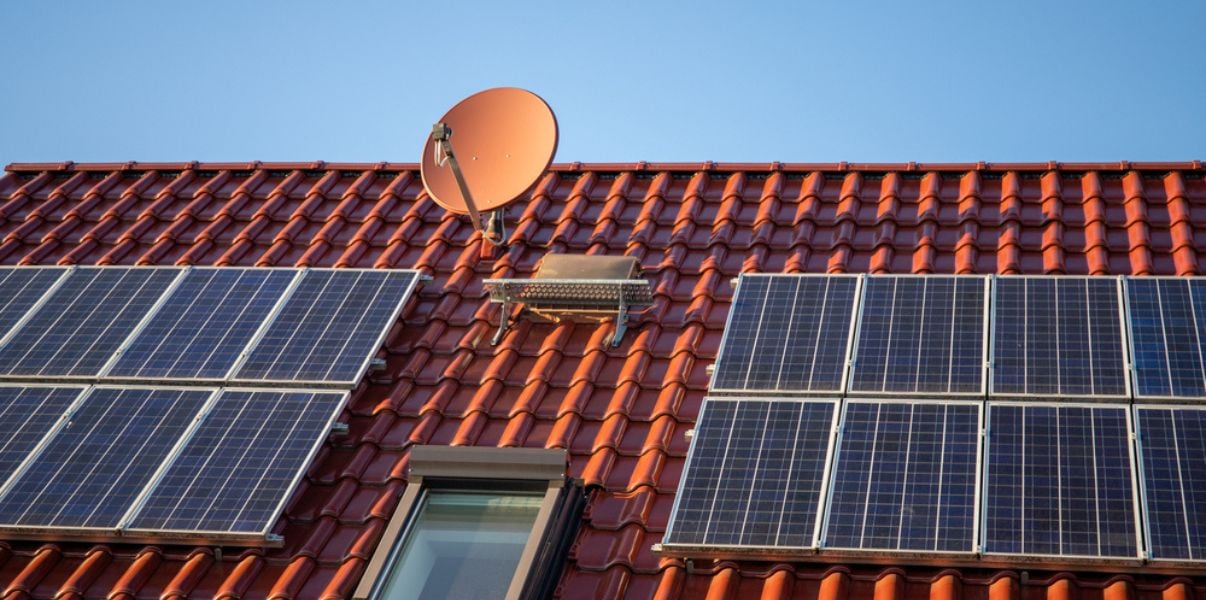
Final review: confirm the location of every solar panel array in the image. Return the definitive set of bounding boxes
[992,277,1128,397]
[664,398,837,549]
[1134,406,1206,561]
[712,275,859,394]
[0,385,346,542]
[848,276,987,396]
[0,266,419,386]
[983,404,1138,558]
[824,401,980,553]
[665,273,1206,566]
[0,265,420,546]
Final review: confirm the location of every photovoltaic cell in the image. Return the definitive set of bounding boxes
[127,389,345,535]
[849,276,986,395]
[1134,407,1206,561]
[106,268,298,380]
[993,277,1127,397]
[1126,278,1206,399]
[0,267,67,339]
[824,401,980,553]
[0,387,211,530]
[0,386,84,484]
[234,270,418,384]
[0,268,181,377]
[713,275,859,393]
[664,398,836,549]
[984,404,1138,558]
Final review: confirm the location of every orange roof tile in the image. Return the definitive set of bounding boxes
[0,161,1204,599]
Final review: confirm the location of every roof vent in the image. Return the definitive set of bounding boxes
[484,254,653,347]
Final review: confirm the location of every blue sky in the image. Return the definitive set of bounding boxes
[2,1,1203,166]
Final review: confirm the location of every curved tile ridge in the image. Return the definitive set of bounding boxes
[1080,172,1112,275]
[1122,171,1154,275]
[1163,171,1198,276]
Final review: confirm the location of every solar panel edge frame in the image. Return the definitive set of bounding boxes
[1122,276,1206,403]
[817,398,984,557]
[226,268,423,388]
[987,275,1132,401]
[0,266,73,350]
[94,266,193,379]
[845,274,991,399]
[978,400,1146,564]
[120,387,351,545]
[706,273,863,397]
[0,383,92,506]
[657,396,841,557]
[1129,403,1206,565]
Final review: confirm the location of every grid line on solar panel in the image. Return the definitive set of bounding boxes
[1134,406,1206,562]
[0,385,87,486]
[991,276,1128,398]
[711,274,860,394]
[0,267,184,378]
[0,267,69,346]
[982,403,1140,559]
[0,386,214,531]
[124,389,346,537]
[848,275,988,396]
[663,398,838,550]
[1125,277,1206,399]
[822,400,981,554]
[104,268,300,381]
[232,269,419,385]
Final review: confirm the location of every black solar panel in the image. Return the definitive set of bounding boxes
[1126,278,1206,399]
[1134,406,1206,561]
[107,268,297,380]
[0,385,84,484]
[127,389,346,536]
[0,267,67,340]
[0,268,182,378]
[711,275,859,394]
[992,277,1127,397]
[233,269,419,385]
[849,276,986,395]
[983,403,1138,558]
[824,401,980,553]
[0,387,212,530]
[664,398,837,549]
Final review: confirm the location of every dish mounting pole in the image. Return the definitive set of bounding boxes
[431,123,505,246]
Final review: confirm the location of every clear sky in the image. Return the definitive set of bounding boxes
[2,1,1203,166]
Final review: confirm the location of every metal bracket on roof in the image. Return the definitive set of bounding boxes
[482,254,653,347]
[330,422,349,435]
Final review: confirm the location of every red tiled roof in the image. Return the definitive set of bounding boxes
[0,161,1204,600]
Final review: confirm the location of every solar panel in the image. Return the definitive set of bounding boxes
[0,267,68,342]
[0,387,212,531]
[0,385,86,484]
[126,389,346,537]
[823,401,980,553]
[983,403,1139,559]
[1126,278,1206,399]
[848,276,987,396]
[233,269,419,385]
[0,267,182,378]
[105,268,299,380]
[663,398,838,550]
[992,277,1127,397]
[711,275,860,394]
[1134,406,1206,561]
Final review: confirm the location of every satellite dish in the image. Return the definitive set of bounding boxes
[421,87,558,245]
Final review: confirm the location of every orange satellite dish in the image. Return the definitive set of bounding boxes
[421,87,558,244]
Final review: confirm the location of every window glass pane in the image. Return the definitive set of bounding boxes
[379,491,542,600]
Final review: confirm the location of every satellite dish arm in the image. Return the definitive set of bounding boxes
[431,123,502,245]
